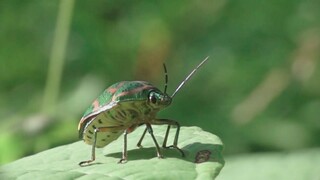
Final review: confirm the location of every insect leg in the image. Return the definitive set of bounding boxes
[79,125,124,166]
[152,119,185,157]
[79,128,99,166]
[146,123,163,158]
[136,126,147,148]
[118,129,128,163]
[163,125,170,147]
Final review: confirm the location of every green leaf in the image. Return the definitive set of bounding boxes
[0,126,224,180]
[219,148,320,180]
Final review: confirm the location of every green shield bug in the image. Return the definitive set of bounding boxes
[78,56,209,166]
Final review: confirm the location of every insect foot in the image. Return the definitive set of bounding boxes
[157,154,164,159]
[164,145,185,157]
[118,158,127,164]
[136,143,144,149]
[79,160,92,167]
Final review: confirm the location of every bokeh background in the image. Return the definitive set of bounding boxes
[1,0,319,171]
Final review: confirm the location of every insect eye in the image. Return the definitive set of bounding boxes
[149,93,157,104]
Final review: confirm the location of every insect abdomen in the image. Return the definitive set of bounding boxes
[82,111,124,148]
[83,102,156,148]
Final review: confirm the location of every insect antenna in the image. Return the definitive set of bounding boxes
[171,56,209,98]
[163,63,168,94]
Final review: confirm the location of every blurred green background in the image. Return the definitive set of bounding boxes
[0,0,319,167]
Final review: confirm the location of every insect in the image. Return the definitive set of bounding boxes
[78,56,209,166]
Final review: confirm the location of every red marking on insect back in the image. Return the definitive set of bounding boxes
[92,100,100,111]
[78,100,118,131]
[77,100,100,130]
[195,150,211,163]
[106,82,126,94]
[112,84,154,101]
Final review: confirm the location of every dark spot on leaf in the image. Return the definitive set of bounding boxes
[195,150,211,163]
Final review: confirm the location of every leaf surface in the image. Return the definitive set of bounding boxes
[0,126,224,180]
[218,148,320,180]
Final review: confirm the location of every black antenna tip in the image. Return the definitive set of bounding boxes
[163,63,168,94]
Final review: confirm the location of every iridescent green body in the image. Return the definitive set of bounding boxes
[78,57,209,166]
[78,81,171,148]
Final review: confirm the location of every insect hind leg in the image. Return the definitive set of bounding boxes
[79,128,99,166]
[79,126,124,167]
[136,126,147,148]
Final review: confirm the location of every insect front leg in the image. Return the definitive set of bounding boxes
[152,119,185,157]
[79,126,124,167]
[136,126,147,148]
[146,123,163,158]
